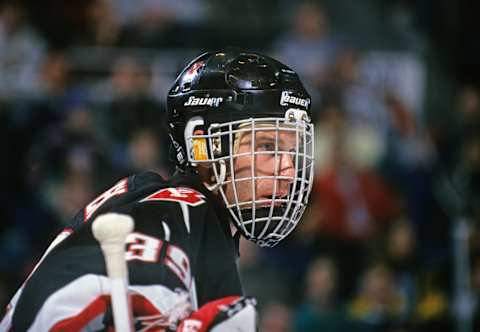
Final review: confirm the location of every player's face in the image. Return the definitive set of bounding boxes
[224,128,297,209]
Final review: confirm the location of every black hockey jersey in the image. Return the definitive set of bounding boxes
[1,171,243,331]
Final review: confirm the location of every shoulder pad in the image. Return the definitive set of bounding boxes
[129,171,166,190]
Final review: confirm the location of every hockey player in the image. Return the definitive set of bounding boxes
[0,48,314,331]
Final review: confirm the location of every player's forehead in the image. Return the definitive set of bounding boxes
[253,128,296,142]
[236,123,298,147]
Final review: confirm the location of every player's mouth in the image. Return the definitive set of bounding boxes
[257,195,288,208]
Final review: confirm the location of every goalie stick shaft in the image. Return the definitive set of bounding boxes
[92,213,135,332]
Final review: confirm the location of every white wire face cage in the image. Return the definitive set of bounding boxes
[186,110,315,247]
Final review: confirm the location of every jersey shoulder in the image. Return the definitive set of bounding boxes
[69,171,209,230]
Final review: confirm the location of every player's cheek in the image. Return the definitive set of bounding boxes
[255,155,276,175]
[227,170,250,203]
[233,154,252,178]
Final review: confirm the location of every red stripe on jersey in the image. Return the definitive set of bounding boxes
[62,227,74,234]
[131,293,171,328]
[49,295,110,332]
[140,187,205,207]
[131,293,162,316]
[84,178,129,222]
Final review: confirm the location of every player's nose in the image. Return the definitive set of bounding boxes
[278,153,295,180]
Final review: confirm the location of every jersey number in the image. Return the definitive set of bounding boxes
[84,178,128,221]
[125,232,191,289]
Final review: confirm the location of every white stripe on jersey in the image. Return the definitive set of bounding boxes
[162,221,171,241]
[0,229,73,331]
[179,202,191,233]
[27,274,107,331]
[177,201,199,310]
[24,275,190,331]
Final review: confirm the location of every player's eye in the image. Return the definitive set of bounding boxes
[256,142,275,152]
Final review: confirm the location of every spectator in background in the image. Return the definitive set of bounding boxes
[294,256,359,332]
[0,49,92,305]
[117,0,205,28]
[95,56,168,171]
[17,50,89,125]
[348,261,407,331]
[324,47,391,137]
[27,101,116,223]
[323,45,438,278]
[112,0,206,47]
[384,219,419,319]
[470,255,480,331]
[45,169,95,224]
[7,51,87,196]
[383,93,434,173]
[305,103,401,244]
[103,56,164,140]
[207,0,280,48]
[0,1,46,98]
[464,124,480,223]
[301,100,402,296]
[273,2,341,91]
[36,51,74,99]
[0,99,11,196]
[436,86,480,205]
[321,46,432,203]
[81,0,121,46]
[322,46,431,171]
[258,302,293,332]
[411,270,450,332]
[124,127,169,178]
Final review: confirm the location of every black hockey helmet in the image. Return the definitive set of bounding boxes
[166,48,314,247]
[167,48,311,168]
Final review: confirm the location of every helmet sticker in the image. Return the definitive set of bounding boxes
[280,91,310,108]
[183,61,205,83]
[141,187,206,206]
[184,96,223,107]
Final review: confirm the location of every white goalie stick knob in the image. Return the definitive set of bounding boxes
[92,213,135,332]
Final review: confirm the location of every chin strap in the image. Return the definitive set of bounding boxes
[204,160,226,192]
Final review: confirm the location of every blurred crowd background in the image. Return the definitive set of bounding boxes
[1,0,480,331]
